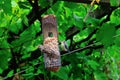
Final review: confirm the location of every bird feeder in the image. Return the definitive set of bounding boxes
[40,14,61,72]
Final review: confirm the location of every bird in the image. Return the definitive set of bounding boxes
[60,41,70,53]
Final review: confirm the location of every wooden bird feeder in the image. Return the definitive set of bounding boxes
[41,14,61,72]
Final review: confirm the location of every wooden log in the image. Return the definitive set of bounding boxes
[41,14,61,72]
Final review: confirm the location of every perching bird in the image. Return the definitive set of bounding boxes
[60,41,70,52]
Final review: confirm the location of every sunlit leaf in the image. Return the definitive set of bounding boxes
[110,8,120,25]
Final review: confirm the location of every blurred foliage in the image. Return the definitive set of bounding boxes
[0,0,120,80]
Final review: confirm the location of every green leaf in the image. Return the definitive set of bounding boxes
[0,28,4,36]
[110,0,120,6]
[7,70,14,78]
[21,52,30,59]
[2,0,12,14]
[48,1,64,15]
[87,60,99,70]
[64,7,72,18]
[9,18,22,34]
[0,50,11,70]
[18,1,31,9]
[107,46,120,61]
[85,17,100,26]
[52,67,69,80]
[110,8,120,25]
[33,20,41,33]
[38,0,49,8]
[94,71,107,80]
[114,29,120,47]
[96,23,116,47]
[11,24,36,46]
[0,14,11,28]
[73,13,84,28]
[0,68,3,74]
[23,16,29,26]
[0,40,10,49]
[92,51,101,58]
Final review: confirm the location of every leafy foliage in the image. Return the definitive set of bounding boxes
[0,0,120,80]
[110,0,120,6]
[96,23,116,47]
